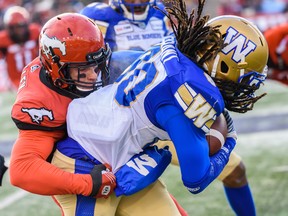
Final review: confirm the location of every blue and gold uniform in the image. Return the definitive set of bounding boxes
[80,1,171,51]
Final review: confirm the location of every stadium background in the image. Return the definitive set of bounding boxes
[1,0,288,215]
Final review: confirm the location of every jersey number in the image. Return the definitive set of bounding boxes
[114,49,159,106]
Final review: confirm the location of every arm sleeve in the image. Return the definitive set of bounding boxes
[155,105,210,183]
[9,130,93,196]
[156,105,236,194]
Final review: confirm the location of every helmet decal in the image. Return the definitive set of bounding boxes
[40,34,66,59]
[203,15,269,113]
[222,27,256,63]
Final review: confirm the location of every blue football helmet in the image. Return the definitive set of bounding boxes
[109,0,157,21]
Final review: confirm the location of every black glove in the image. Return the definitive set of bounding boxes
[0,155,8,186]
[90,164,116,198]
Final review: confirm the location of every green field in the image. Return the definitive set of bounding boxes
[1,80,288,216]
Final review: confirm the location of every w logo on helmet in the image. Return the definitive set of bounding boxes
[222,27,256,63]
[40,34,66,59]
[21,107,54,124]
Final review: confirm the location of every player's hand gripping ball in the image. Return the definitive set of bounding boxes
[206,113,228,155]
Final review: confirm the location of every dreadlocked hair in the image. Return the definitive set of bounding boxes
[156,0,224,66]
[213,78,267,113]
[156,0,265,113]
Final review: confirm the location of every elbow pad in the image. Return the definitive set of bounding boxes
[184,137,236,194]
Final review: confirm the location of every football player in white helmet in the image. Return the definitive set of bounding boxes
[80,0,172,51]
[0,6,41,90]
[110,0,156,21]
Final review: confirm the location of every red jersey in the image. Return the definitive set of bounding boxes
[10,57,93,196]
[264,23,288,70]
[11,58,71,130]
[264,23,288,85]
[0,23,40,89]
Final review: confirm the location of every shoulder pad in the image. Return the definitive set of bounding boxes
[146,2,167,20]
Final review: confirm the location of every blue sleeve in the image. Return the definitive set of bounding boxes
[80,2,111,21]
[155,105,236,194]
[155,105,210,182]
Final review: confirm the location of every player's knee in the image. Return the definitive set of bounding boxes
[222,161,248,187]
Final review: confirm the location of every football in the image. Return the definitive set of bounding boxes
[206,113,228,156]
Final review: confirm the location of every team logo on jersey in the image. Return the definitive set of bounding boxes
[222,26,257,63]
[114,23,133,35]
[21,107,54,124]
[40,34,66,59]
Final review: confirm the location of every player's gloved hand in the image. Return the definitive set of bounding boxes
[223,109,237,141]
[89,163,116,199]
[0,155,8,186]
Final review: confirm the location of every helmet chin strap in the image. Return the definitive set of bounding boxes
[239,55,246,78]
[211,54,220,78]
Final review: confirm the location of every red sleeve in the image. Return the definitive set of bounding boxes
[265,23,288,67]
[268,69,288,85]
[9,130,93,196]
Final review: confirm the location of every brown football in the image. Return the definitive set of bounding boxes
[206,113,228,156]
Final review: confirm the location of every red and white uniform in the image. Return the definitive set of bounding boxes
[0,23,40,90]
[10,57,94,196]
[264,23,288,85]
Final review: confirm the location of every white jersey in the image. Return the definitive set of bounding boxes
[67,37,224,173]
[111,18,167,51]
[80,2,171,51]
[67,51,169,172]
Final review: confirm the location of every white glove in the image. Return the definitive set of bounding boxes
[223,109,237,141]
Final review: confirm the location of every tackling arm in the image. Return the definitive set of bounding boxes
[9,130,93,196]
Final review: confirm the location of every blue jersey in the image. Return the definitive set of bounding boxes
[64,36,225,188]
[80,2,171,51]
[108,50,143,84]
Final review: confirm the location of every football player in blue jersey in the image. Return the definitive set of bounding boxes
[80,0,172,51]
[51,1,269,215]
[81,0,266,215]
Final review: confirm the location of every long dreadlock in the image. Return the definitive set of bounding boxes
[156,0,224,66]
[156,0,266,113]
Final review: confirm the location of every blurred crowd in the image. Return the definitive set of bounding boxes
[218,0,288,31]
[0,0,95,30]
[218,0,288,15]
[1,0,287,31]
